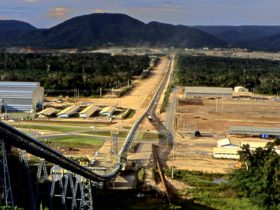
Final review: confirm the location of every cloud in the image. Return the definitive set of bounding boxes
[46,7,70,19]
[93,9,107,13]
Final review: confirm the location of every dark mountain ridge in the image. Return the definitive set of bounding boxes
[0,13,227,48]
[0,20,36,32]
[2,14,280,51]
[195,26,280,51]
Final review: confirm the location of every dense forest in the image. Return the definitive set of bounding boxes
[0,53,150,96]
[176,55,280,95]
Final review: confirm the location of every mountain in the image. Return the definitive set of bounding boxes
[235,33,280,51]
[0,20,36,32]
[0,20,36,48]
[0,13,227,48]
[195,26,280,46]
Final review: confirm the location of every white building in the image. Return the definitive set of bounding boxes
[234,86,249,93]
[0,81,44,112]
[185,86,233,99]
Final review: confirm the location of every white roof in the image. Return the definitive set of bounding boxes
[185,86,233,94]
[230,126,280,136]
[217,138,231,147]
[0,81,39,88]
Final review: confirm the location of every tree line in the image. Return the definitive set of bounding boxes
[0,53,150,96]
[176,55,280,95]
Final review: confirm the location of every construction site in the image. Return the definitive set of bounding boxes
[166,86,280,174]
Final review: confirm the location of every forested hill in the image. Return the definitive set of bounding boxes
[0,20,36,32]
[3,14,280,51]
[195,26,280,51]
[0,13,227,48]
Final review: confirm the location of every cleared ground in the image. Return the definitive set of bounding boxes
[167,90,280,173]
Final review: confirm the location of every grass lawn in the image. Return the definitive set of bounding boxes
[13,123,89,132]
[142,131,162,139]
[40,135,104,147]
[136,131,162,141]
[164,170,262,210]
[83,130,128,138]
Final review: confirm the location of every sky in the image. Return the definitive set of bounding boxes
[1,0,280,28]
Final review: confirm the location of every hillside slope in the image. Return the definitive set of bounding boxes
[0,13,227,48]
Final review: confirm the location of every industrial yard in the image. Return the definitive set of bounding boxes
[167,87,280,173]
[2,56,169,168]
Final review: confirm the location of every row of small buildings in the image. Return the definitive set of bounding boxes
[38,105,116,118]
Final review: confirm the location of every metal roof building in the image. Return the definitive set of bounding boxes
[79,105,98,118]
[0,81,44,112]
[99,106,115,117]
[57,105,80,118]
[185,86,233,98]
[230,126,280,136]
[38,107,58,118]
[213,147,240,160]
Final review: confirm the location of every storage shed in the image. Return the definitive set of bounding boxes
[38,107,58,118]
[79,105,98,118]
[57,105,80,118]
[0,81,44,112]
[185,86,233,98]
[99,106,115,117]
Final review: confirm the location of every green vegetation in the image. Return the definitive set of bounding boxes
[14,123,88,132]
[230,140,280,209]
[142,131,163,140]
[165,170,262,210]
[0,53,150,96]
[83,130,128,138]
[160,85,173,113]
[41,135,104,147]
[122,108,135,119]
[176,55,280,95]
[137,167,145,183]
[165,140,280,209]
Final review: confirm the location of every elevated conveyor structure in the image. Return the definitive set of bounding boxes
[0,54,174,183]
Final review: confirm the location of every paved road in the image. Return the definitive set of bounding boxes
[165,88,177,136]
[149,54,175,146]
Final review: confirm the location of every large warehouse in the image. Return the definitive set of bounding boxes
[0,81,44,112]
[185,86,233,98]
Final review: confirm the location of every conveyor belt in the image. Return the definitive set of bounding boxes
[0,55,174,182]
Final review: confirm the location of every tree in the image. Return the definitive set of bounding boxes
[230,139,280,208]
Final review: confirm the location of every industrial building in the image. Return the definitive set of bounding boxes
[0,81,44,112]
[99,106,115,117]
[79,105,98,118]
[57,105,80,118]
[230,126,280,137]
[213,147,240,159]
[240,141,269,150]
[37,107,58,118]
[213,138,240,159]
[185,86,233,98]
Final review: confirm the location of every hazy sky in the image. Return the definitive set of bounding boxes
[1,0,280,28]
